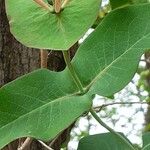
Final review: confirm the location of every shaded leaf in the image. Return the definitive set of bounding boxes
[77,133,132,150]
[0,69,92,148]
[132,0,149,4]
[72,3,150,97]
[110,0,132,9]
[5,0,101,50]
[142,132,150,150]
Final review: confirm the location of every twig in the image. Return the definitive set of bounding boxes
[94,101,149,112]
[40,49,48,68]
[17,138,33,150]
[38,140,54,150]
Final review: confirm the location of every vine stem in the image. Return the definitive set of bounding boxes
[90,108,136,150]
[62,51,84,93]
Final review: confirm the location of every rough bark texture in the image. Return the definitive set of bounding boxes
[0,1,78,149]
[0,0,40,86]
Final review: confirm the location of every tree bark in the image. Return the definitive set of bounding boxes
[0,0,40,86]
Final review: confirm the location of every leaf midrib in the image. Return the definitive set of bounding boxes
[86,31,150,91]
[0,91,79,130]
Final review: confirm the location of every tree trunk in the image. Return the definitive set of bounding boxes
[0,1,78,149]
[0,0,40,86]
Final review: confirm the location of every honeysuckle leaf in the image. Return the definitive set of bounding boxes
[77,133,131,150]
[5,0,101,50]
[0,69,92,149]
[72,3,150,97]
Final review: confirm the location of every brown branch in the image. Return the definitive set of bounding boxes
[8,144,14,150]
[17,138,33,150]
[94,101,149,112]
[38,140,54,150]
[40,49,48,68]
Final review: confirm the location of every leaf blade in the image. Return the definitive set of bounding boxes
[5,0,101,50]
[72,3,150,97]
[77,133,132,150]
[0,69,92,148]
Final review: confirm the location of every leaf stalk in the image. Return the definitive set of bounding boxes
[63,51,84,94]
[90,108,137,150]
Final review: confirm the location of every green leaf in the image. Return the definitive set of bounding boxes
[142,132,150,150]
[77,133,131,150]
[0,69,92,149]
[142,145,150,150]
[132,0,149,4]
[72,3,150,97]
[110,0,132,9]
[5,0,101,50]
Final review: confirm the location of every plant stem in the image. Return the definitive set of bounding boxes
[90,108,136,150]
[62,51,84,93]
[40,49,48,68]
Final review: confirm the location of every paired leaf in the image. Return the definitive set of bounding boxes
[5,0,101,50]
[72,3,150,97]
[0,69,92,148]
[2,2,150,149]
[77,133,132,150]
